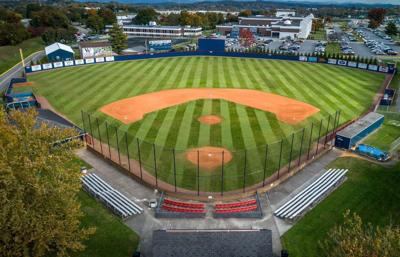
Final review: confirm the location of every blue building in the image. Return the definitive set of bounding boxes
[45,42,74,62]
[335,112,384,149]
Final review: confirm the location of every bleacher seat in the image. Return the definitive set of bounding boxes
[215,199,257,209]
[274,168,348,220]
[215,205,258,214]
[81,173,143,219]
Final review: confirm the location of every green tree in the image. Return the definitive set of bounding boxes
[133,8,158,25]
[0,22,29,46]
[367,8,387,29]
[385,21,398,36]
[98,7,116,25]
[30,7,70,29]
[319,210,400,257]
[109,23,127,54]
[86,14,104,33]
[0,109,95,257]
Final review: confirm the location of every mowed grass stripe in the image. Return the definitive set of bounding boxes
[197,100,212,146]
[219,100,234,149]
[175,101,198,149]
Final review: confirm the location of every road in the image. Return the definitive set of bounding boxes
[0,50,44,91]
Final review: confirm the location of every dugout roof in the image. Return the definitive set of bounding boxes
[152,229,273,257]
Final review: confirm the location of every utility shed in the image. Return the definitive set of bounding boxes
[152,229,273,257]
[45,42,74,62]
[335,112,384,149]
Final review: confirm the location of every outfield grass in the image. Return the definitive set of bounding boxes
[28,57,385,191]
[282,157,400,257]
[0,37,44,75]
[73,191,139,257]
[362,118,400,151]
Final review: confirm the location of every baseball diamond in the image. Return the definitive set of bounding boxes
[28,56,386,193]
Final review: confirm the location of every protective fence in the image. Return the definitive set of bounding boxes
[81,110,342,197]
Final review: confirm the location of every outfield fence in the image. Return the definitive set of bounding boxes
[81,110,342,197]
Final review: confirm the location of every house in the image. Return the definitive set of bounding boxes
[44,42,74,62]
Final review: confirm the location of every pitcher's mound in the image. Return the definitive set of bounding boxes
[186,146,232,170]
[198,115,222,125]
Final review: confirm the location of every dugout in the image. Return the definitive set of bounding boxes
[335,112,384,149]
[152,229,273,257]
[198,38,225,52]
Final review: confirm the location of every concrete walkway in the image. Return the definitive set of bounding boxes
[76,148,342,257]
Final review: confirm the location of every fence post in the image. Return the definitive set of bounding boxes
[96,118,103,155]
[298,128,305,167]
[197,150,200,196]
[315,119,323,156]
[221,151,224,196]
[153,143,158,188]
[243,150,247,193]
[105,122,111,159]
[125,132,131,172]
[262,144,269,187]
[330,111,338,147]
[173,149,177,193]
[88,114,94,148]
[136,138,143,180]
[307,122,314,160]
[288,133,295,172]
[277,140,283,179]
[81,111,87,144]
[115,127,121,165]
[324,114,332,148]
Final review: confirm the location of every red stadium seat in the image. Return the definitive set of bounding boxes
[162,204,206,213]
[215,199,257,209]
[163,198,205,209]
[214,205,257,214]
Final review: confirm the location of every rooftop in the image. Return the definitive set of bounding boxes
[152,229,273,257]
[45,42,74,55]
[337,112,384,139]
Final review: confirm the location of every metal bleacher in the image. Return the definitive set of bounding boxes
[274,168,348,221]
[81,173,143,219]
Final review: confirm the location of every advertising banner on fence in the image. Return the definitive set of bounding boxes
[105,56,115,62]
[95,57,105,63]
[308,57,318,63]
[337,60,347,66]
[328,59,337,64]
[75,59,84,65]
[53,62,63,68]
[42,63,53,70]
[379,66,389,73]
[348,61,357,67]
[85,58,94,64]
[64,60,74,66]
[368,64,378,71]
[299,56,307,62]
[31,65,42,71]
[358,63,368,69]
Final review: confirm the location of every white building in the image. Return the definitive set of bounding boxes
[112,23,202,38]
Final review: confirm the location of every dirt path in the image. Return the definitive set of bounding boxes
[100,88,320,125]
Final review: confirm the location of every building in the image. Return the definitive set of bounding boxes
[216,11,314,39]
[116,14,136,25]
[335,112,384,150]
[44,42,74,62]
[78,41,113,59]
[110,22,202,38]
[152,229,273,257]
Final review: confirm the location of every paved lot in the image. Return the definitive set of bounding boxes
[77,147,343,257]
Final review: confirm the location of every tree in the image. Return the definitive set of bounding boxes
[30,7,70,29]
[109,23,127,54]
[367,8,387,29]
[98,7,116,25]
[86,14,104,33]
[0,22,29,46]
[0,109,95,257]
[319,210,400,257]
[133,8,157,25]
[385,21,398,36]
[239,10,252,17]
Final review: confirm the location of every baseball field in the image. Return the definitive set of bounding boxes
[28,56,386,192]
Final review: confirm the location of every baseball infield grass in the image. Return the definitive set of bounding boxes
[28,57,385,191]
[282,157,400,257]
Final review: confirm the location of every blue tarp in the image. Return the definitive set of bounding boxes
[355,144,389,161]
